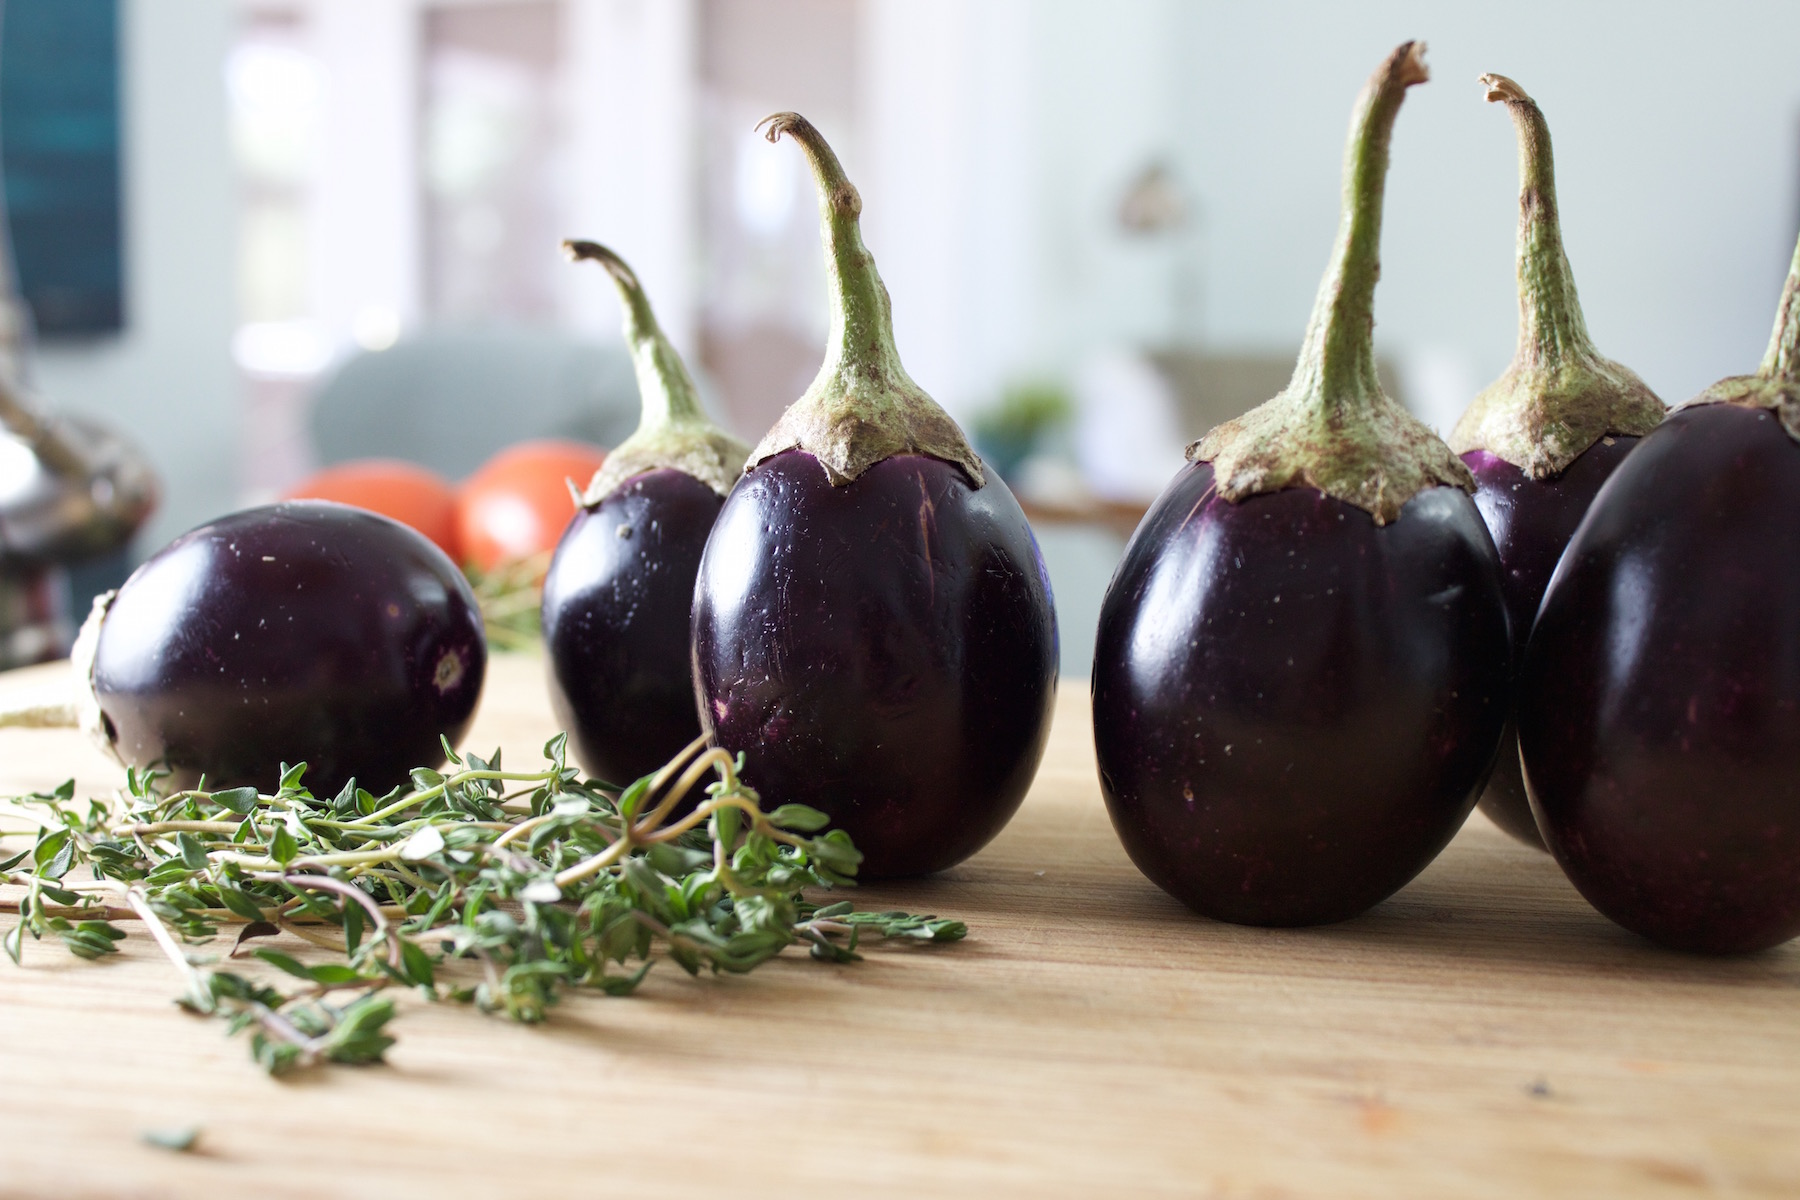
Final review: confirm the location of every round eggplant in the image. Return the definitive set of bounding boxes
[1092,43,1510,925]
[691,113,1057,879]
[1519,230,1800,952]
[542,242,748,785]
[1449,75,1664,848]
[84,501,485,797]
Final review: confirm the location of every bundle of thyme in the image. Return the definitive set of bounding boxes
[463,551,551,651]
[0,735,964,1074]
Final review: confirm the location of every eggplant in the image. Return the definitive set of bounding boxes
[59,501,485,797]
[541,242,750,784]
[1518,231,1800,954]
[1449,75,1665,848]
[1091,43,1510,926]
[691,114,1058,879]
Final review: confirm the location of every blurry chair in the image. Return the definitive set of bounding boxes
[1150,348,1407,439]
[307,326,642,478]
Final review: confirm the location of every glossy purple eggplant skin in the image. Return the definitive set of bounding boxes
[543,468,723,784]
[692,450,1058,879]
[1092,464,1510,926]
[1519,404,1800,953]
[1462,436,1641,848]
[91,501,486,798]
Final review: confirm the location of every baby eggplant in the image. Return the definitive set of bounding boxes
[1450,75,1665,849]
[51,501,485,797]
[1518,232,1800,954]
[691,114,1058,879]
[1091,43,1510,926]
[541,242,749,785]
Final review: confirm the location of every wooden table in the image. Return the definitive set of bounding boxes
[3,653,1797,1198]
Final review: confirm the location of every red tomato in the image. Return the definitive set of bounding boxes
[282,459,461,559]
[456,439,608,572]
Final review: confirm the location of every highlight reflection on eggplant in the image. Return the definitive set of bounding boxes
[1519,231,1800,954]
[1449,74,1664,848]
[691,113,1058,880]
[1092,43,1509,926]
[542,241,749,785]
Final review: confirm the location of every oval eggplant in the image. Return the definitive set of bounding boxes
[1094,465,1507,925]
[545,468,727,783]
[542,242,749,784]
[1092,43,1510,925]
[1520,401,1800,953]
[691,114,1057,879]
[85,501,486,797]
[1521,227,1800,954]
[694,450,1056,878]
[1449,75,1664,848]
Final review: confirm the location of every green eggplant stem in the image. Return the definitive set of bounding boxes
[746,113,983,487]
[1487,74,1597,372]
[1285,40,1430,417]
[755,113,901,399]
[565,240,708,430]
[1761,232,1800,385]
[1192,41,1470,524]
[1446,74,1663,476]
[563,240,749,501]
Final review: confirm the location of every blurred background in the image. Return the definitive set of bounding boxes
[7,0,1800,675]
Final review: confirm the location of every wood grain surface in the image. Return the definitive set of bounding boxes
[2,653,1797,1199]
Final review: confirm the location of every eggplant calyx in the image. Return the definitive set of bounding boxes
[564,241,750,502]
[1449,75,1664,478]
[1681,232,1800,435]
[747,112,984,489]
[1190,42,1468,526]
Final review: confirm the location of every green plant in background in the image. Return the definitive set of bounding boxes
[971,380,1074,481]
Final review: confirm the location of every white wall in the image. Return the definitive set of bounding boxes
[562,0,699,352]
[311,0,421,348]
[32,0,238,550]
[1184,1,1800,425]
[853,0,1800,430]
[24,0,1800,551]
[856,0,1037,425]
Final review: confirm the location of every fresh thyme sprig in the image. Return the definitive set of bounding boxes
[0,734,965,1074]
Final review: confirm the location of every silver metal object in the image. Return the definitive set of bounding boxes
[0,393,159,565]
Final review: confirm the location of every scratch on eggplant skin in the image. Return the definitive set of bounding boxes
[1175,475,1220,538]
[916,470,938,606]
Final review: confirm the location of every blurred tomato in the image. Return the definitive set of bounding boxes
[282,459,461,559]
[456,439,608,572]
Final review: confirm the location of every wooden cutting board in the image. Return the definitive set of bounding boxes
[2,653,1796,1199]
